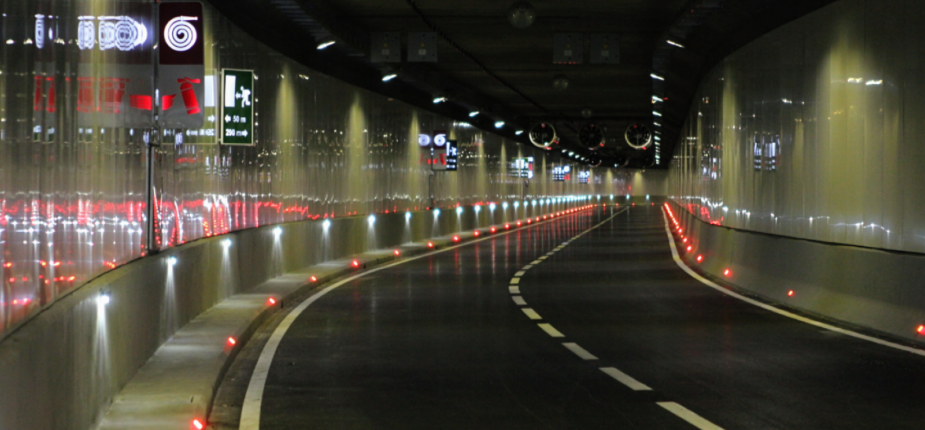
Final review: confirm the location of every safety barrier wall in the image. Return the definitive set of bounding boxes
[0,0,640,342]
[0,200,596,430]
[669,200,925,345]
[667,0,925,344]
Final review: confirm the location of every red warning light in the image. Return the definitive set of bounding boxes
[723,269,731,276]
[696,255,703,263]
[682,238,688,243]
[192,419,205,430]
[3,262,13,268]
[227,337,236,346]
[490,227,497,233]
[474,231,480,237]
[788,290,795,297]
[352,260,360,268]
[686,246,692,252]
[453,236,460,242]
[504,224,510,229]
[918,325,925,334]
[427,242,434,248]
[268,297,277,305]
[527,220,532,224]
[310,276,318,282]
[394,249,401,256]
[516,221,522,227]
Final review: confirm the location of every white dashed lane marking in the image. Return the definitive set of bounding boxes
[514,271,526,277]
[600,367,652,391]
[509,286,521,294]
[563,342,598,360]
[657,402,725,430]
[512,296,527,306]
[510,278,521,284]
[522,308,542,320]
[538,323,565,338]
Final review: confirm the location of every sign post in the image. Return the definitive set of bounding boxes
[221,69,255,146]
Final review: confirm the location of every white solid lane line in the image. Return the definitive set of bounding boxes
[510,277,521,284]
[509,286,521,294]
[600,367,652,391]
[512,296,527,306]
[660,207,925,358]
[562,342,598,360]
[522,308,542,320]
[238,209,572,429]
[514,271,526,276]
[657,402,725,430]
[538,323,565,338]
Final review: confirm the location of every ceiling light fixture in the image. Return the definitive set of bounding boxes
[667,40,685,48]
[650,73,665,81]
[494,121,505,128]
[382,73,397,82]
[469,111,479,117]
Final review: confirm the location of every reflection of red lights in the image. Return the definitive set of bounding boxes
[788,290,795,297]
[3,262,13,268]
[696,255,703,263]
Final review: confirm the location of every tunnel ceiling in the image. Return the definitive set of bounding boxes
[208,0,839,169]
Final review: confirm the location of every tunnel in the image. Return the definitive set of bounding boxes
[0,0,923,429]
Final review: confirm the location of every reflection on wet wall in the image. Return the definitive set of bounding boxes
[670,0,925,254]
[0,1,642,338]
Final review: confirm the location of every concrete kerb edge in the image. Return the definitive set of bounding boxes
[100,205,598,429]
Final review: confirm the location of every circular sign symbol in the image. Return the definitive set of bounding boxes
[434,133,447,147]
[418,134,432,147]
[164,16,198,52]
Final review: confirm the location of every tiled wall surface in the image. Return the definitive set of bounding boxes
[670,0,925,253]
[0,0,633,339]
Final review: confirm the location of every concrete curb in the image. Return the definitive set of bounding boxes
[96,207,597,430]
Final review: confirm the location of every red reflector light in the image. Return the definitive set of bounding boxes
[227,337,236,346]
[686,246,692,251]
[453,236,460,242]
[723,269,731,276]
[352,260,360,267]
[2,262,11,268]
[504,224,510,229]
[192,419,205,430]
[394,249,401,256]
[310,276,317,282]
[696,255,703,262]
[683,238,688,243]
[516,221,522,226]
[918,325,925,334]
[268,298,277,305]
[788,290,795,297]
[427,242,434,248]
[490,227,496,233]
[527,220,532,224]
[474,231,480,237]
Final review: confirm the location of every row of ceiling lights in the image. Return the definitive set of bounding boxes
[316,37,524,137]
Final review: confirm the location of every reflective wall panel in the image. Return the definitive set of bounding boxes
[0,0,641,338]
[670,0,925,254]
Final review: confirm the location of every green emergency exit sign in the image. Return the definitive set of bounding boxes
[221,69,254,146]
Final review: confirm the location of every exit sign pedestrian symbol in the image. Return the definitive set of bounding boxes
[221,69,254,146]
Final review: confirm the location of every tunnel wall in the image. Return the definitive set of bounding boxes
[669,0,925,340]
[0,0,641,343]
